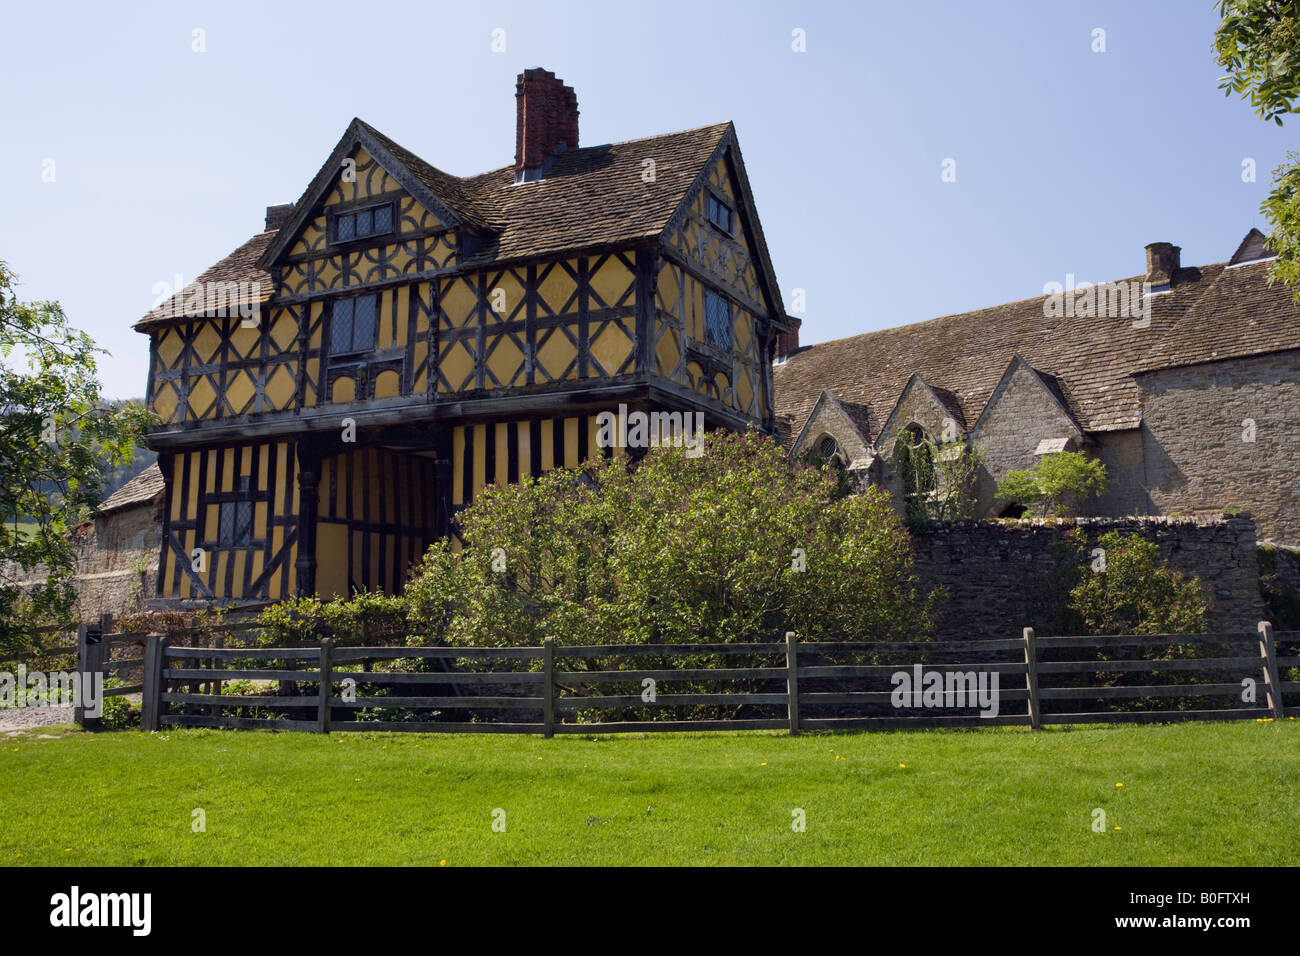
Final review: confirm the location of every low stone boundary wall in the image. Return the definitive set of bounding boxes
[911,514,1264,640]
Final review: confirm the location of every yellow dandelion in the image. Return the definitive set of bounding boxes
[761,762,767,766]
[440,860,447,866]
[1115,782,1123,788]
[899,763,906,768]
[1114,826,1122,831]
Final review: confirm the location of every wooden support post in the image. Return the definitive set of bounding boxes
[318,639,333,734]
[542,637,555,739]
[142,635,163,732]
[294,440,322,598]
[75,623,106,728]
[1023,627,1041,730]
[786,631,800,735]
[1258,621,1285,719]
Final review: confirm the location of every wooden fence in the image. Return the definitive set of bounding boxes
[111,622,1300,735]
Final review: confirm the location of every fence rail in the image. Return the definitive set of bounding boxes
[73,620,1295,735]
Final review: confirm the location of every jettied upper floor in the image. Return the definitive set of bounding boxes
[135,70,793,454]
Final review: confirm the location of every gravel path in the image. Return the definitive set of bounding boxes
[0,705,75,732]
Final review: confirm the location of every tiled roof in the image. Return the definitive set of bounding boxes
[136,121,732,329]
[456,123,732,266]
[137,231,275,330]
[774,243,1300,443]
[98,463,164,515]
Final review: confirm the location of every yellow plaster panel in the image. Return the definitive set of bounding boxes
[265,365,296,410]
[440,277,479,328]
[225,371,256,415]
[157,329,183,368]
[188,376,216,419]
[538,262,578,315]
[536,330,577,381]
[375,369,400,398]
[589,256,634,309]
[439,340,475,393]
[192,323,222,364]
[590,323,633,375]
[485,334,524,388]
[332,376,356,404]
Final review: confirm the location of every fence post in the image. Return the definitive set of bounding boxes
[1258,621,1285,719]
[542,637,555,739]
[142,635,163,732]
[317,638,333,734]
[785,631,800,735]
[75,623,107,728]
[1023,627,1040,730]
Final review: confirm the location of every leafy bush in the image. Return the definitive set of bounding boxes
[1068,532,1210,635]
[98,692,134,729]
[252,591,407,646]
[405,429,940,647]
[997,451,1108,517]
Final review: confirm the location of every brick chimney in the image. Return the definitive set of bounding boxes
[265,203,295,231]
[775,316,802,362]
[1144,242,1180,286]
[515,68,579,183]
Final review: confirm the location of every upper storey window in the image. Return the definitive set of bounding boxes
[331,295,378,355]
[331,201,394,244]
[706,193,734,234]
[704,289,732,350]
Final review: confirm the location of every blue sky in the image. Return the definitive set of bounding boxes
[0,0,1288,399]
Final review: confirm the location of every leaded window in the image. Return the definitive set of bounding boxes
[704,289,732,349]
[332,202,394,244]
[331,295,378,354]
[707,193,734,233]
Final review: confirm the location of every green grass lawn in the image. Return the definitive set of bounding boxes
[3,720,1297,866]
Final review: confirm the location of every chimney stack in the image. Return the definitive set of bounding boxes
[775,316,802,362]
[515,68,579,183]
[1144,242,1180,286]
[265,203,295,232]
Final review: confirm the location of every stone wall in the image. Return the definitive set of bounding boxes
[1137,349,1300,546]
[71,503,161,620]
[910,514,1265,640]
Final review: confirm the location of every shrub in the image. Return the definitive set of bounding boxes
[405,429,940,647]
[997,451,1108,517]
[1068,532,1210,635]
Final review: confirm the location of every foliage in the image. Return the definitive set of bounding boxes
[1259,152,1300,298]
[252,591,408,646]
[996,452,1108,517]
[0,261,155,654]
[1214,1,1300,300]
[923,437,984,524]
[98,680,135,730]
[1068,532,1211,635]
[892,430,935,528]
[405,429,940,648]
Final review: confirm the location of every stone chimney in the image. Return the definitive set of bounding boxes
[515,68,579,183]
[1144,242,1180,286]
[775,316,802,362]
[265,203,295,232]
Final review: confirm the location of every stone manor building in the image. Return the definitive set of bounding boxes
[774,230,1300,546]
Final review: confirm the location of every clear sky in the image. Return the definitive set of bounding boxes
[1,0,1288,399]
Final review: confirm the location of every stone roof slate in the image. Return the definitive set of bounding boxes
[774,241,1300,443]
[97,462,164,515]
[136,121,732,330]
